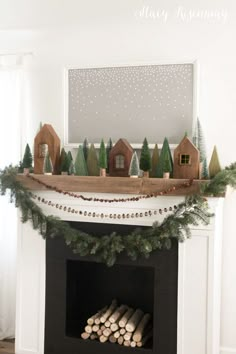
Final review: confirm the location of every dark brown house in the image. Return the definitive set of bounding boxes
[109,138,133,177]
[34,124,60,174]
[173,136,200,179]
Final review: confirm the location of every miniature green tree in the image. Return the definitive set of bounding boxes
[156,137,173,178]
[87,143,99,176]
[140,138,151,173]
[22,144,33,169]
[43,151,53,174]
[129,151,140,177]
[67,151,73,165]
[69,160,76,175]
[106,138,113,173]
[163,149,172,177]
[209,146,222,178]
[192,118,209,178]
[99,139,107,173]
[150,144,159,177]
[83,138,89,161]
[74,145,88,176]
[60,148,70,173]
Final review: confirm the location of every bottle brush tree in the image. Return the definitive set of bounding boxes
[74,145,88,176]
[99,139,107,175]
[43,151,53,174]
[87,143,99,176]
[69,160,76,175]
[22,144,33,169]
[209,146,222,178]
[83,138,89,161]
[140,137,151,174]
[60,148,70,173]
[129,151,140,177]
[192,118,209,178]
[150,144,159,177]
[156,137,173,178]
[106,138,113,173]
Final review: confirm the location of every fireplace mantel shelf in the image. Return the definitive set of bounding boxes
[16,174,213,196]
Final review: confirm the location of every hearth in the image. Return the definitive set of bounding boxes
[44,222,178,354]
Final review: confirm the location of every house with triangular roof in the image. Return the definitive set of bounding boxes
[34,124,60,174]
[109,138,133,177]
[173,136,200,179]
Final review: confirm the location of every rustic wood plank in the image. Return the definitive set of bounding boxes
[14,174,214,196]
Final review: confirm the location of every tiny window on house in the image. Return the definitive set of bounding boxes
[180,154,191,165]
[115,154,125,169]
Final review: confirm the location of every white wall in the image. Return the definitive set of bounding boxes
[0,0,236,352]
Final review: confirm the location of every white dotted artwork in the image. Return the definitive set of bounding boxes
[68,64,193,144]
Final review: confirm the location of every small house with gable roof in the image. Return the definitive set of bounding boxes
[173,136,200,179]
[109,138,133,177]
[34,124,60,174]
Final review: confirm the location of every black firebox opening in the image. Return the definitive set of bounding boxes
[66,260,154,343]
[45,222,178,354]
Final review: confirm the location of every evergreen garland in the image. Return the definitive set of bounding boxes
[1,164,236,266]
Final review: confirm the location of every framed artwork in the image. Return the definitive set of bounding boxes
[64,62,197,146]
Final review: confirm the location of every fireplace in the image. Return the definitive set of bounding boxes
[44,222,178,354]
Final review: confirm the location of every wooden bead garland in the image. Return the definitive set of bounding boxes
[32,194,177,220]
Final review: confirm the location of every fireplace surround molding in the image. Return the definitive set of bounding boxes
[15,190,224,354]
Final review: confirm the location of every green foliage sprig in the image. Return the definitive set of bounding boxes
[1,163,236,266]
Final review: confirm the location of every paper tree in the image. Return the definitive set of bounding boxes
[87,143,99,176]
[209,146,221,178]
[83,138,89,161]
[74,145,88,176]
[60,148,70,174]
[150,144,159,177]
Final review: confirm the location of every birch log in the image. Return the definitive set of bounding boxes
[136,329,153,347]
[100,300,117,323]
[125,309,144,333]
[132,313,151,342]
[119,308,134,328]
[109,304,128,324]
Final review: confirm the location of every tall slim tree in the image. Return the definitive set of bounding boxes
[74,145,88,176]
[60,148,70,173]
[106,138,113,173]
[67,151,73,165]
[83,138,89,161]
[140,137,151,174]
[99,139,107,170]
[22,144,33,169]
[192,118,209,178]
[150,144,159,177]
[156,138,173,178]
[43,151,53,174]
[129,151,140,177]
[87,143,99,176]
[209,146,221,178]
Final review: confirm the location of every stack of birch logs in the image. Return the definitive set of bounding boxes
[81,300,152,348]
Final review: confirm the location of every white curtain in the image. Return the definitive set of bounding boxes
[0,55,25,340]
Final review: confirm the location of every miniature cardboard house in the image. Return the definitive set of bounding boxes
[109,138,133,177]
[34,124,60,174]
[173,136,200,179]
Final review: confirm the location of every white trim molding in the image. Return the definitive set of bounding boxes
[220,348,236,354]
[15,194,224,354]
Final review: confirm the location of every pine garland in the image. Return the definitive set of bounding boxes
[1,164,236,266]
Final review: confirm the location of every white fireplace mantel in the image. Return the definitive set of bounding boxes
[15,191,224,354]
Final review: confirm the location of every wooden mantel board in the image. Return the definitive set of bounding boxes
[16,175,208,196]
